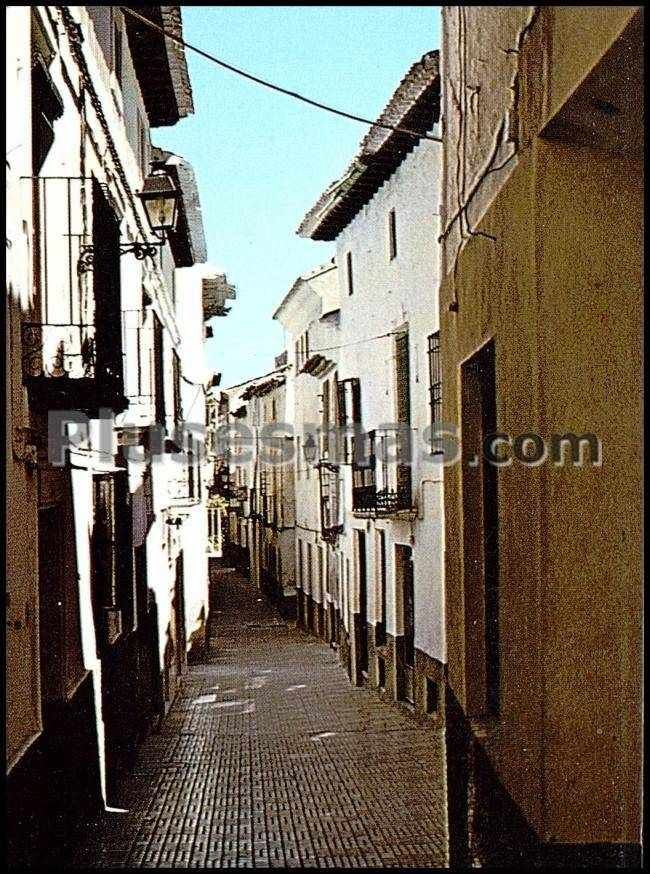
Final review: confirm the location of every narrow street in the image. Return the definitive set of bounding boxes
[73,566,448,868]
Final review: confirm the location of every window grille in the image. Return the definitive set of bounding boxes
[427,332,443,453]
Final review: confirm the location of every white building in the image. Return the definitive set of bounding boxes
[217,363,296,613]
[273,261,343,642]
[6,6,219,863]
[297,51,446,716]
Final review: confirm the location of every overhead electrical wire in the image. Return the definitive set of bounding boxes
[309,330,399,354]
[119,6,441,143]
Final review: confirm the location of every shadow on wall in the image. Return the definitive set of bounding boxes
[6,671,103,868]
[142,586,165,727]
[188,604,207,665]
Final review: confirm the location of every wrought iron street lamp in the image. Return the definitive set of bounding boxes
[78,165,180,271]
[303,433,318,466]
[137,164,179,240]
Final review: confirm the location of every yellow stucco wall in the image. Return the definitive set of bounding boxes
[535,139,642,844]
[440,4,643,847]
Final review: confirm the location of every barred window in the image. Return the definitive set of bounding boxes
[172,350,182,425]
[427,332,442,453]
[337,377,361,463]
[153,314,165,426]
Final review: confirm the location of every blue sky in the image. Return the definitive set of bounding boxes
[156,5,442,388]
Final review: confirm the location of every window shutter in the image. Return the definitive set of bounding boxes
[336,380,347,426]
[351,378,362,424]
[395,333,410,424]
[322,379,330,455]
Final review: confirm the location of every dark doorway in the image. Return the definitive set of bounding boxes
[328,601,336,645]
[306,543,314,632]
[134,544,147,627]
[376,529,387,646]
[38,506,64,719]
[396,544,415,703]
[92,179,123,396]
[173,553,187,683]
[356,529,368,676]
[153,313,165,427]
[133,543,156,727]
[461,339,500,717]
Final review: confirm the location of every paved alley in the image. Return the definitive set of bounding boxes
[73,567,448,868]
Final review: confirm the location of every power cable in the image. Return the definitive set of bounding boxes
[181,372,209,395]
[119,6,441,144]
[308,330,399,354]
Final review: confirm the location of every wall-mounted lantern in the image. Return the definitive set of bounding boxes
[137,163,179,239]
[78,164,180,272]
[303,433,318,466]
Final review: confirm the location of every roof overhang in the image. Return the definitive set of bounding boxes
[123,6,194,127]
[272,261,336,322]
[202,274,237,321]
[241,376,286,401]
[152,149,207,267]
[300,354,335,378]
[298,51,440,241]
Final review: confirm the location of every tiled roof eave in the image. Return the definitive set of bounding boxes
[161,6,194,118]
[124,6,194,127]
[305,82,440,241]
[298,50,440,242]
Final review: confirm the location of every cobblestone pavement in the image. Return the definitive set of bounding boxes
[73,568,448,868]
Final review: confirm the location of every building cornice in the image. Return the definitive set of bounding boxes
[297,51,440,241]
[272,260,337,321]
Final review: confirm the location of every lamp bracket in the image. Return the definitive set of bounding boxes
[119,240,164,259]
[78,239,164,273]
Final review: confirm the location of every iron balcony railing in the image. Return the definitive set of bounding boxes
[262,493,278,527]
[351,429,413,517]
[21,176,127,413]
[320,462,344,540]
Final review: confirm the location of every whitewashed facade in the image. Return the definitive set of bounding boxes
[218,365,296,610]
[273,262,342,639]
[297,52,446,715]
[6,6,217,862]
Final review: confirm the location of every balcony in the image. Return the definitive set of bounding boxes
[375,464,413,515]
[229,484,249,515]
[168,450,200,506]
[261,493,278,527]
[319,462,343,541]
[207,502,223,556]
[21,321,127,414]
[21,176,128,415]
[351,430,414,518]
[202,274,237,319]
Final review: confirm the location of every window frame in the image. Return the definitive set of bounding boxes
[172,349,182,426]
[388,208,397,260]
[427,331,443,454]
